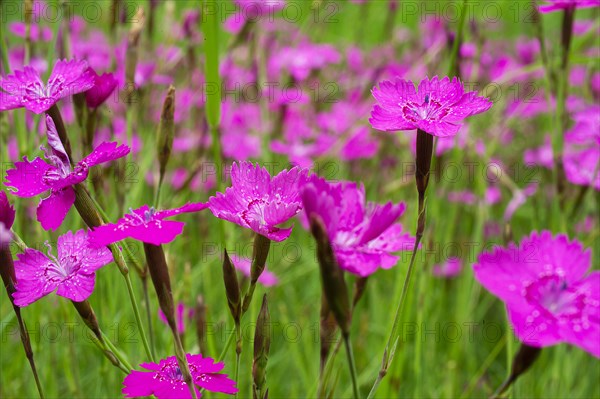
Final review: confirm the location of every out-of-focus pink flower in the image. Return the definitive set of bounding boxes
[485,186,502,205]
[575,216,595,233]
[0,59,95,113]
[208,162,306,242]
[516,37,540,65]
[538,0,600,13]
[504,183,538,221]
[474,231,599,357]
[563,105,600,190]
[447,190,478,205]
[269,42,340,81]
[122,354,238,399]
[8,22,53,42]
[158,303,193,334]
[231,257,278,286]
[300,175,416,277]
[224,0,286,33]
[370,76,493,137]
[524,135,554,169]
[432,257,463,278]
[13,230,112,306]
[341,127,380,161]
[4,116,130,230]
[89,203,208,247]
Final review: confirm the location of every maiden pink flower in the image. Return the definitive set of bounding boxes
[538,0,600,13]
[0,59,95,113]
[89,202,208,247]
[122,353,238,399]
[370,76,493,137]
[12,229,112,307]
[301,175,416,276]
[84,68,118,109]
[563,105,600,190]
[5,116,130,230]
[473,231,599,357]
[208,162,305,242]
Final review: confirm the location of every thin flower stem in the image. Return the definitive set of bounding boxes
[101,331,134,371]
[343,334,360,399]
[217,327,237,363]
[87,330,130,374]
[141,277,157,361]
[234,323,242,399]
[123,272,155,362]
[366,235,422,399]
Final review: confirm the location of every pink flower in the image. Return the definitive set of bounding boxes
[432,257,463,278]
[0,59,95,113]
[122,354,238,399]
[300,175,416,277]
[0,191,16,246]
[538,0,600,13]
[504,183,538,221]
[524,135,554,169]
[85,68,118,109]
[563,106,600,190]
[208,162,306,241]
[370,76,493,137]
[473,231,599,357]
[269,42,341,81]
[8,22,53,42]
[89,202,208,247]
[12,230,112,307]
[231,257,278,286]
[158,303,193,334]
[224,0,286,34]
[4,116,130,230]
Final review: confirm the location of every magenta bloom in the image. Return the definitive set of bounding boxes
[539,0,600,13]
[370,76,493,137]
[12,230,112,307]
[224,0,286,34]
[473,231,599,357]
[432,257,463,278]
[208,162,305,242]
[85,68,118,108]
[5,116,130,230]
[0,191,16,246]
[122,353,238,399]
[89,202,208,247]
[563,106,600,190]
[231,257,278,287]
[301,175,416,277]
[0,59,95,113]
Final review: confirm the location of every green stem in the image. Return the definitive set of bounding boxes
[123,272,155,362]
[343,334,360,399]
[101,331,134,371]
[366,235,421,399]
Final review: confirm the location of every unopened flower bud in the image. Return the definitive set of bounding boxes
[309,214,351,337]
[253,294,271,399]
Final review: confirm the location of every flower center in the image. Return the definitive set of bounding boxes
[524,274,585,319]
